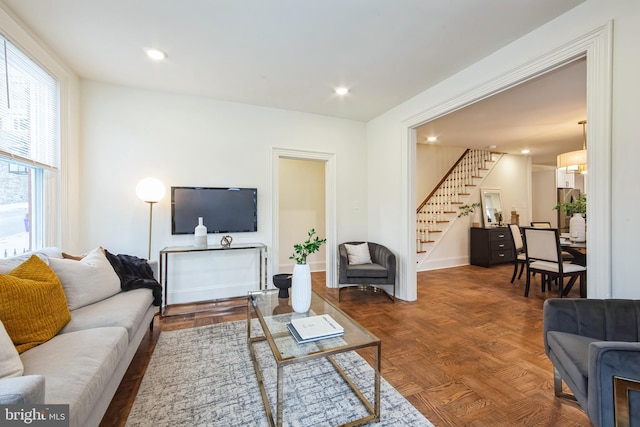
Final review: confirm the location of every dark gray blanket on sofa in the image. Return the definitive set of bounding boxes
[104,250,162,306]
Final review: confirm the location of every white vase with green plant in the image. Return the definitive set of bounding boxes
[289,228,326,313]
[458,202,481,227]
[554,195,586,242]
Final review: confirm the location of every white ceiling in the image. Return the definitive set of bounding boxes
[2,0,583,124]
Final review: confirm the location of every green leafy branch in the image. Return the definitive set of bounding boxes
[457,202,481,217]
[289,228,327,264]
[553,195,586,215]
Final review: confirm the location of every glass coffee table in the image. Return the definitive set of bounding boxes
[247,289,381,427]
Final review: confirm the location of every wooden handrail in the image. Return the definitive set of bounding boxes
[416,149,470,213]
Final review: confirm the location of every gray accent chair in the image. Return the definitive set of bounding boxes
[543,299,640,427]
[338,242,396,301]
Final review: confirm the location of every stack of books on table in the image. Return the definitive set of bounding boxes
[286,314,344,344]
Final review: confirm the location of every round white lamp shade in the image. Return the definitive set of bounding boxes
[136,178,166,203]
[557,149,587,172]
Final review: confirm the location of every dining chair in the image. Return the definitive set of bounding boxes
[522,227,587,298]
[508,224,526,283]
[530,222,574,262]
[530,221,552,228]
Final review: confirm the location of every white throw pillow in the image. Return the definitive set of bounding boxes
[48,247,121,310]
[344,243,372,265]
[0,320,23,378]
[0,247,63,274]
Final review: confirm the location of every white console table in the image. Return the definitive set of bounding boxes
[159,243,268,316]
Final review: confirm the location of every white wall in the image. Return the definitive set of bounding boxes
[532,169,558,227]
[416,144,466,203]
[367,0,640,299]
[481,155,531,228]
[80,81,366,300]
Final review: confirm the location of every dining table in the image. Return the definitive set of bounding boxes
[560,235,587,267]
[559,235,587,297]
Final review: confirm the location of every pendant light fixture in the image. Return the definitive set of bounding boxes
[557,120,587,174]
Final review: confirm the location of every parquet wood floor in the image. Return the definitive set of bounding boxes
[100,264,591,427]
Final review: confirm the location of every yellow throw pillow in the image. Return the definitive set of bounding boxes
[0,255,71,353]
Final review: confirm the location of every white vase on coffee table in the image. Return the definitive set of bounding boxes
[291,263,312,313]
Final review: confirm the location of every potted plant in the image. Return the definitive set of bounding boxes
[553,194,586,216]
[554,194,586,242]
[289,228,327,265]
[458,202,481,227]
[289,228,326,313]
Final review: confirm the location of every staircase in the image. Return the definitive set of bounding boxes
[416,149,502,258]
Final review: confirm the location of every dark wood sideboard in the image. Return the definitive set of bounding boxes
[470,227,515,267]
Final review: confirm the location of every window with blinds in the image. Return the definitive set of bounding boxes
[0,34,59,257]
[0,35,59,170]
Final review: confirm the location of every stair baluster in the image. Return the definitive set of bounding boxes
[416,149,501,258]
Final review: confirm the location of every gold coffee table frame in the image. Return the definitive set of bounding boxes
[247,289,381,427]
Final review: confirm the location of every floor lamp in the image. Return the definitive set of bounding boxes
[136,177,166,260]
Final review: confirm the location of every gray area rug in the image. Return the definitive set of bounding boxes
[126,319,433,426]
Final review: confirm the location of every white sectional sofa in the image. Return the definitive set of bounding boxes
[0,247,160,427]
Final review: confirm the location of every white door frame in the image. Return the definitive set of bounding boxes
[271,148,337,288]
[400,22,613,299]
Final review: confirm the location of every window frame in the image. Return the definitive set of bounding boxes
[0,36,58,254]
[0,4,79,250]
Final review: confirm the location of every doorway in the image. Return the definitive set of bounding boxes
[414,58,586,268]
[271,148,337,288]
[278,158,326,274]
[400,22,613,300]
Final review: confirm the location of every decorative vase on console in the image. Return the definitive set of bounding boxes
[289,228,326,313]
[472,211,481,228]
[194,217,207,248]
[569,213,586,242]
[457,202,481,228]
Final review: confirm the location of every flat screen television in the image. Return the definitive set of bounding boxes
[171,187,257,234]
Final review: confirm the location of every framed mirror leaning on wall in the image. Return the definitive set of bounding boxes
[480,188,503,227]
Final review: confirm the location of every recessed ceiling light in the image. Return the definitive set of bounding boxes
[427,136,438,143]
[335,87,349,96]
[146,48,167,61]
[521,149,530,154]
[488,145,497,149]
